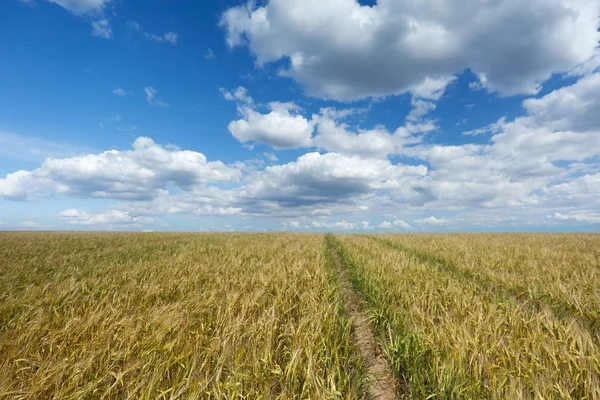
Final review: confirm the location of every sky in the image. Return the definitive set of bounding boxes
[0,0,599,232]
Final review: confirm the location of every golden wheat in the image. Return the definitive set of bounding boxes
[333,234,600,399]
[0,232,362,399]
[3,232,599,399]
[376,233,600,341]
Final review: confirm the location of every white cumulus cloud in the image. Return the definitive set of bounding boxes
[223,90,429,156]
[3,71,600,228]
[378,221,393,229]
[311,220,355,230]
[414,216,449,226]
[221,0,600,100]
[228,101,314,149]
[393,219,411,229]
[242,151,428,209]
[0,137,241,201]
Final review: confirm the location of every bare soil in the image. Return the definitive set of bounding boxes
[328,243,403,399]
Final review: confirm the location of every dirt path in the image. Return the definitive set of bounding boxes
[328,238,401,399]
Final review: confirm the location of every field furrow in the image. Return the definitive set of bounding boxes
[326,235,400,399]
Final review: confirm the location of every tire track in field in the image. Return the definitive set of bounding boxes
[366,235,600,343]
[326,235,400,400]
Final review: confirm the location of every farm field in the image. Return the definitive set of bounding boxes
[1,232,600,399]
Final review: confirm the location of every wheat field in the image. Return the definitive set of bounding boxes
[0,233,362,399]
[1,232,599,399]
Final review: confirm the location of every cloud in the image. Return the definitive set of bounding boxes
[414,216,449,226]
[543,173,600,208]
[127,21,178,45]
[552,212,600,224]
[113,185,245,219]
[462,118,506,136]
[569,51,600,77]
[222,89,427,156]
[151,32,178,45]
[144,87,156,102]
[403,72,600,211]
[113,88,126,96]
[411,76,457,100]
[91,19,112,38]
[59,208,154,225]
[0,137,241,201]
[393,219,411,229]
[228,102,314,149]
[378,221,392,229]
[311,111,397,158]
[283,220,301,228]
[220,86,253,104]
[211,74,598,217]
[44,0,112,39]
[4,72,600,228]
[242,151,427,208]
[263,152,278,162]
[46,0,109,15]
[128,20,142,32]
[489,75,600,163]
[522,72,600,133]
[144,87,169,107]
[406,99,437,122]
[311,220,355,230]
[221,0,600,100]
[407,69,454,123]
[469,74,487,91]
[284,219,374,231]
[204,48,215,60]
[372,219,412,230]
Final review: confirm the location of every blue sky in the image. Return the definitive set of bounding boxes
[1,0,599,232]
